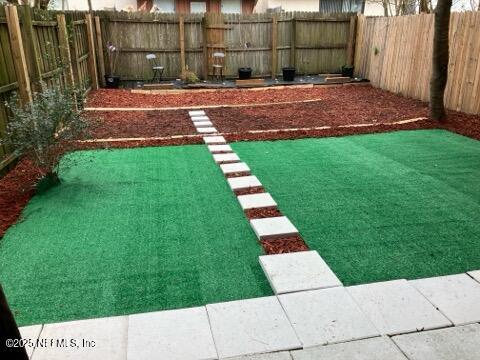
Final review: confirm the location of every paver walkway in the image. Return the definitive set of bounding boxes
[11,110,480,359]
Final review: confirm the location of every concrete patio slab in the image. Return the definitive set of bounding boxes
[33,316,128,360]
[213,153,240,164]
[19,324,42,359]
[196,127,218,134]
[220,162,250,175]
[237,193,277,210]
[203,136,226,144]
[194,121,214,128]
[259,251,342,294]
[410,274,480,326]
[227,175,262,191]
[250,216,298,240]
[278,287,379,348]
[291,336,407,360]
[206,296,301,358]
[208,144,233,153]
[189,110,206,116]
[468,270,480,283]
[392,324,480,360]
[229,352,293,360]
[347,279,451,335]
[127,307,217,360]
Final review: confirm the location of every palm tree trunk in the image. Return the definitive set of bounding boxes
[430,0,452,121]
[0,285,28,360]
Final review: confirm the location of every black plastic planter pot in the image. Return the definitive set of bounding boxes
[282,67,296,81]
[238,68,252,80]
[105,75,120,89]
[341,66,354,78]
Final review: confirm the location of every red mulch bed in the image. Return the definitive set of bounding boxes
[0,159,43,237]
[234,187,265,196]
[86,87,325,108]
[225,119,438,143]
[85,110,195,139]
[245,206,282,219]
[207,86,430,132]
[261,235,310,255]
[441,110,480,141]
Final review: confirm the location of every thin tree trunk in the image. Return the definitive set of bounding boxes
[0,285,28,360]
[87,0,92,11]
[420,0,430,13]
[430,0,452,121]
[382,0,389,16]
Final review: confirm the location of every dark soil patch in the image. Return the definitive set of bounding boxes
[85,110,195,138]
[225,171,251,178]
[261,235,310,255]
[234,187,265,196]
[245,207,282,219]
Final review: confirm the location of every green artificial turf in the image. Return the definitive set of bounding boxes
[0,146,271,326]
[232,130,480,286]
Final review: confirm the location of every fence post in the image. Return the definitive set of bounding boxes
[346,15,357,67]
[179,15,186,76]
[5,5,32,104]
[94,16,106,87]
[271,15,277,79]
[85,13,99,90]
[20,5,42,92]
[290,16,296,68]
[202,15,208,80]
[56,14,75,89]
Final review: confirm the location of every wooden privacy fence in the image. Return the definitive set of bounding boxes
[354,12,480,115]
[96,11,357,81]
[0,5,97,174]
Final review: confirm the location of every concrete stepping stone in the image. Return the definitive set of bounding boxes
[238,193,277,210]
[347,279,451,335]
[410,274,480,326]
[19,324,42,358]
[278,287,379,348]
[229,352,292,360]
[203,135,226,144]
[208,144,232,153]
[194,121,214,127]
[191,115,209,121]
[220,162,250,175]
[196,127,217,134]
[291,336,408,360]
[33,316,128,360]
[127,307,217,360]
[392,324,480,360]
[259,250,342,294]
[227,175,262,191]
[189,110,205,116]
[250,216,298,240]
[213,153,240,164]
[206,296,301,358]
[468,270,480,283]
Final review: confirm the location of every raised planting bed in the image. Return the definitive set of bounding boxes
[232,130,480,285]
[0,145,272,326]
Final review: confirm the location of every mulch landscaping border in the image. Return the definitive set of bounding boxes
[2,84,480,239]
